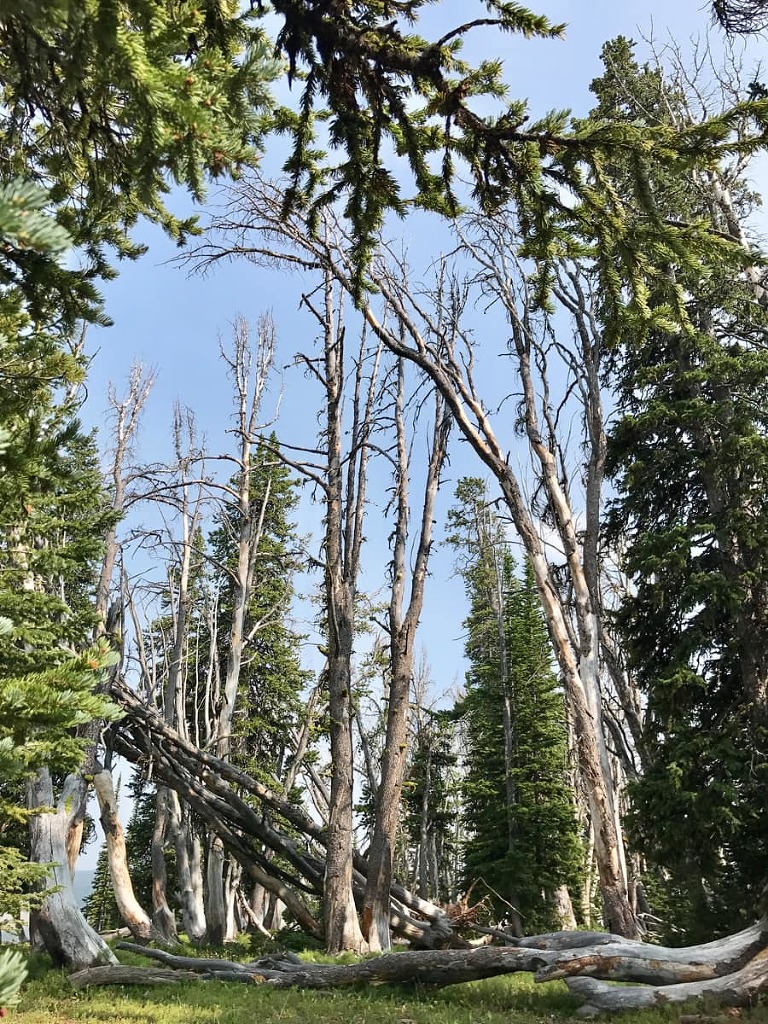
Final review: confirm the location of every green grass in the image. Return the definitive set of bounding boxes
[10,945,768,1024]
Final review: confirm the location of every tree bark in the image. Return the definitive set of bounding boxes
[150,786,178,942]
[28,770,117,971]
[363,373,450,951]
[167,790,207,944]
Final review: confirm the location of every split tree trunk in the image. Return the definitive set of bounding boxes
[92,769,163,943]
[28,769,117,971]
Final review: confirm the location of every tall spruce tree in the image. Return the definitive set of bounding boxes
[592,38,768,940]
[448,479,583,935]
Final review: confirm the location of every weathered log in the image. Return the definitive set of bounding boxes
[538,953,721,986]
[74,925,768,1016]
[116,941,261,973]
[68,966,206,990]
[117,935,768,993]
[116,942,555,987]
[566,946,768,1016]
[530,921,765,968]
[515,930,635,950]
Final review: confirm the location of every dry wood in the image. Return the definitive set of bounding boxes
[92,769,164,944]
[27,770,117,971]
[68,966,206,990]
[68,925,766,1017]
[566,947,768,1016]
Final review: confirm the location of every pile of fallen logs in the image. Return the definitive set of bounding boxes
[67,921,768,1016]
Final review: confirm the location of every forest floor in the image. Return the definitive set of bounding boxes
[11,942,768,1024]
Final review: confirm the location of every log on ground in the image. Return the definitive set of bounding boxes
[567,947,768,1017]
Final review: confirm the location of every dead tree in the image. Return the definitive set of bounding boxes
[206,314,276,945]
[362,359,452,951]
[126,404,212,943]
[289,266,383,952]
[91,769,166,944]
[184,177,636,936]
[107,673,462,949]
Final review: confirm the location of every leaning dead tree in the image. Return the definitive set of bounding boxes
[107,674,456,949]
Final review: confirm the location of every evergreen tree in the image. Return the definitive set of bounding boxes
[0,0,277,336]
[0,413,116,675]
[264,2,768,313]
[207,435,307,788]
[82,840,120,933]
[448,479,583,934]
[592,38,768,940]
[401,708,459,904]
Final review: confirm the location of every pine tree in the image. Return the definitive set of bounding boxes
[265,2,768,312]
[0,0,278,337]
[592,38,768,940]
[82,840,120,933]
[207,435,307,788]
[401,708,459,904]
[448,479,583,934]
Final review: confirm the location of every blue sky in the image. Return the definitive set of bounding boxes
[80,0,766,716]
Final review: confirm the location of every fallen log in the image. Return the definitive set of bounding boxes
[107,928,766,991]
[79,943,556,989]
[67,918,768,1017]
[68,966,207,990]
[566,946,768,1017]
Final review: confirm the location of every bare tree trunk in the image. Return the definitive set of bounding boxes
[205,835,227,946]
[298,270,381,953]
[168,791,207,944]
[95,364,155,638]
[82,921,768,1006]
[551,886,578,931]
[28,770,117,970]
[92,769,163,943]
[363,370,450,951]
[207,315,276,946]
[151,787,178,941]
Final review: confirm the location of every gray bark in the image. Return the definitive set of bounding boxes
[28,770,117,970]
[363,371,450,951]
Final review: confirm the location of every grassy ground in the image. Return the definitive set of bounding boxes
[10,943,768,1024]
